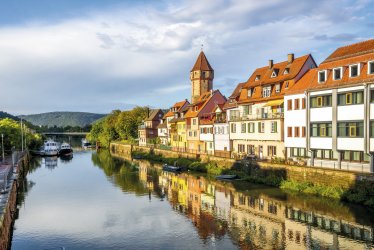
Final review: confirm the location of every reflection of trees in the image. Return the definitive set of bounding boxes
[91,150,149,195]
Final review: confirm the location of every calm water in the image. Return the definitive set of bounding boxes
[10,150,374,249]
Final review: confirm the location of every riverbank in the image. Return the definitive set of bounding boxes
[0,151,30,249]
[110,142,374,208]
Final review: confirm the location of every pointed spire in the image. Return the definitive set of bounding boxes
[191,51,213,72]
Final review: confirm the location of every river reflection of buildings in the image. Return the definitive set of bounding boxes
[135,160,373,249]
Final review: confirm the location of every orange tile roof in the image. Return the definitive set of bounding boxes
[295,40,374,93]
[163,99,189,118]
[224,82,244,110]
[238,54,315,103]
[286,69,316,95]
[191,51,213,72]
[322,39,374,64]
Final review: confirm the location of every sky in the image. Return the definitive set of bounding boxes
[0,0,373,115]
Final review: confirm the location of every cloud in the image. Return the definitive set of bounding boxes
[0,0,372,114]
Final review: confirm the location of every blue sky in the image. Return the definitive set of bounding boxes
[0,0,373,114]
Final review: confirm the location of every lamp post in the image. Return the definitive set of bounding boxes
[1,134,3,162]
[20,118,24,152]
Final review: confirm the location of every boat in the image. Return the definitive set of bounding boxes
[59,143,73,156]
[82,139,92,148]
[162,164,182,172]
[41,139,59,156]
[215,175,238,180]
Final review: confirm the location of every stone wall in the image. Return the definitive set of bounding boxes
[110,142,374,189]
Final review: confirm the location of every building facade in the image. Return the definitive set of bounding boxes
[138,109,164,146]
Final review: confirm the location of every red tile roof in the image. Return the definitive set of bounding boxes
[322,39,374,64]
[163,99,189,118]
[191,51,213,72]
[223,82,244,110]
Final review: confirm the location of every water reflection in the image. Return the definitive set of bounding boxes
[99,151,374,250]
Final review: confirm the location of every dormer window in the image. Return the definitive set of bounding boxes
[262,86,271,98]
[368,61,374,75]
[255,75,261,81]
[318,70,327,83]
[285,82,289,88]
[333,67,342,80]
[271,70,278,78]
[194,106,198,111]
[349,64,360,77]
[247,88,252,97]
[275,84,280,93]
[283,68,289,75]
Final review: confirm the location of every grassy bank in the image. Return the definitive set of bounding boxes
[131,150,374,208]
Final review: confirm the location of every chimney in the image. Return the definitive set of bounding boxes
[287,53,294,63]
[269,60,273,69]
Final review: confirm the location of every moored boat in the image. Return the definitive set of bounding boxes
[215,174,238,180]
[59,143,73,156]
[82,139,92,148]
[42,139,59,156]
[162,164,182,172]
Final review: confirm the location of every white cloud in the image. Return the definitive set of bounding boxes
[0,0,371,114]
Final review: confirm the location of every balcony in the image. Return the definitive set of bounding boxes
[230,112,284,122]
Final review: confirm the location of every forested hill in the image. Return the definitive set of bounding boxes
[0,111,20,121]
[19,112,106,127]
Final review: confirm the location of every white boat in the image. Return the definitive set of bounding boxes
[42,139,59,156]
[59,143,73,156]
[82,139,92,148]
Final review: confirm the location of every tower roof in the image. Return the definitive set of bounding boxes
[191,51,213,72]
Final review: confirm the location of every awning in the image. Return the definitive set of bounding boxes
[263,99,284,107]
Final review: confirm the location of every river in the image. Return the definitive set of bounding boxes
[9,150,374,249]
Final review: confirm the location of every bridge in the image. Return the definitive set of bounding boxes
[41,132,88,136]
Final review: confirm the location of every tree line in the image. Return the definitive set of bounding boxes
[0,118,43,152]
[87,107,150,147]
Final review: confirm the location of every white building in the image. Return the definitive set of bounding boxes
[293,39,374,172]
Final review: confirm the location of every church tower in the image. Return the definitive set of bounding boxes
[190,51,214,103]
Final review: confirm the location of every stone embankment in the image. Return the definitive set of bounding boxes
[0,152,30,249]
[110,142,374,191]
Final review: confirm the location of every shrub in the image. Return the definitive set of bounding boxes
[188,162,207,173]
[206,162,223,175]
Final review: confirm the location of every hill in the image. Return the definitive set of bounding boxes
[0,111,20,121]
[19,112,107,127]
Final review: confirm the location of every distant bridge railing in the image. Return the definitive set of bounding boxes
[41,132,88,136]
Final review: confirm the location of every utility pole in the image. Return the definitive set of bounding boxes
[21,118,24,152]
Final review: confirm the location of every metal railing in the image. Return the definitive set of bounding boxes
[230,112,284,122]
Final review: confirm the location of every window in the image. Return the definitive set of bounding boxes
[255,75,260,81]
[349,64,360,77]
[285,81,289,88]
[311,123,332,137]
[262,86,271,97]
[275,84,280,93]
[290,148,306,157]
[342,151,370,162]
[231,123,237,133]
[268,146,277,156]
[302,127,306,137]
[258,122,265,133]
[369,61,374,75]
[371,90,374,103]
[337,122,364,137]
[310,95,332,108]
[193,119,196,125]
[338,91,363,105]
[333,67,342,80]
[271,70,278,78]
[318,70,327,83]
[287,127,292,137]
[284,68,289,75]
[271,121,277,133]
[287,99,292,110]
[294,127,300,137]
[243,105,249,116]
[247,89,252,97]
[247,145,255,154]
[294,99,300,110]
[248,122,255,133]
[315,150,337,160]
[238,144,245,153]
[371,121,374,137]
[301,98,306,109]
[241,123,246,133]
